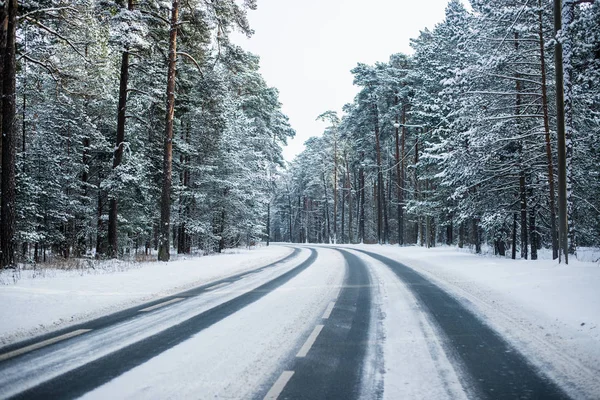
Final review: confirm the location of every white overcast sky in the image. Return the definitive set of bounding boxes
[233,0,453,161]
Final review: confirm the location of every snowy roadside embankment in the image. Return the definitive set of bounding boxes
[0,246,293,346]
[349,244,600,399]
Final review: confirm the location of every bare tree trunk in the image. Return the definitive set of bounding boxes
[158,0,180,262]
[341,163,345,243]
[80,131,90,255]
[346,155,353,243]
[359,152,365,243]
[529,186,538,260]
[332,135,337,243]
[1,0,17,268]
[519,171,528,259]
[287,191,293,242]
[538,1,559,260]
[553,0,570,263]
[414,128,420,244]
[383,145,390,244]
[219,209,225,252]
[0,0,6,170]
[303,196,307,243]
[266,203,270,246]
[425,180,431,248]
[446,216,453,245]
[458,221,464,249]
[473,218,481,254]
[374,104,383,244]
[515,32,528,260]
[512,213,517,260]
[395,104,405,245]
[322,171,331,242]
[96,182,106,258]
[108,0,134,258]
[0,0,6,191]
[177,125,188,254]
[562,0,576,256]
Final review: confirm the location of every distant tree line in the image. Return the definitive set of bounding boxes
[271,0,600,260]
[0,0,294,267]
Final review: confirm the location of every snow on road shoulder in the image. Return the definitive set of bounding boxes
[80,247,345,400]
[354,245,600,399]
[349,249,469,400]
[0,245,293,346]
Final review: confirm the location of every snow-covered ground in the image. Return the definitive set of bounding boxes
[80,247,345,400]
[344,244,600,399]
[0,246,293,346]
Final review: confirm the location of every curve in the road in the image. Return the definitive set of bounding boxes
[9,248,318,400]
[355,249,570,400]
[272,248,374,400]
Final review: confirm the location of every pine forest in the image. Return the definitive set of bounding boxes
[0,0,599,268]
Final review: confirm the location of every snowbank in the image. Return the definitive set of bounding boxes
[0,246,293,346]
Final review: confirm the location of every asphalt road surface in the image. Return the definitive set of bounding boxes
[0,245,571,399]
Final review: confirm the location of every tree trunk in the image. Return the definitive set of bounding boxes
[458,221,464,248]
[1,0,17,268]
[383,148,390,244]
[538,0,558,260]
[515,32,528,260]
[446,216,453,245]
[332,136,337,244]
[0,0,6,167]
[562,0,576,256]
[346,155,353,243]
[395,109,404,246]
[322,171,331,242]
[96,183,106,258]
[529,186,538,260]
[266,202,270,246]
[496,238,506,257]
[158,0,180,262]
[553,0,569,263]
[414,127,420,245]
[287,192,293,242]
[428,216,436,248]
[219,209,225,252]
[359,153,365,243]
[0,0,6,191]
[374,105,383,244]
[177,124,190,254]
[382,175,389,243]
[473,218,481,254]
[519,171,528,259]
[34,242,39,263]
[341,164,345,244]
[108,0,134,259]
[512,213,517,259]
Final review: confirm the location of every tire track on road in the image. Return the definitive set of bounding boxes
[266,249,373,400]
[4,248,317,400]
[0,247,301,359]
[355,249,570,400]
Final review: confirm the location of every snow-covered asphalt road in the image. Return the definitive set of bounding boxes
[0,246,580,399]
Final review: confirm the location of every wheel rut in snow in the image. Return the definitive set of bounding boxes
[0,246,302,357]
[8,248,317,400]
[276,248,371,400]
[355,249,570,400]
